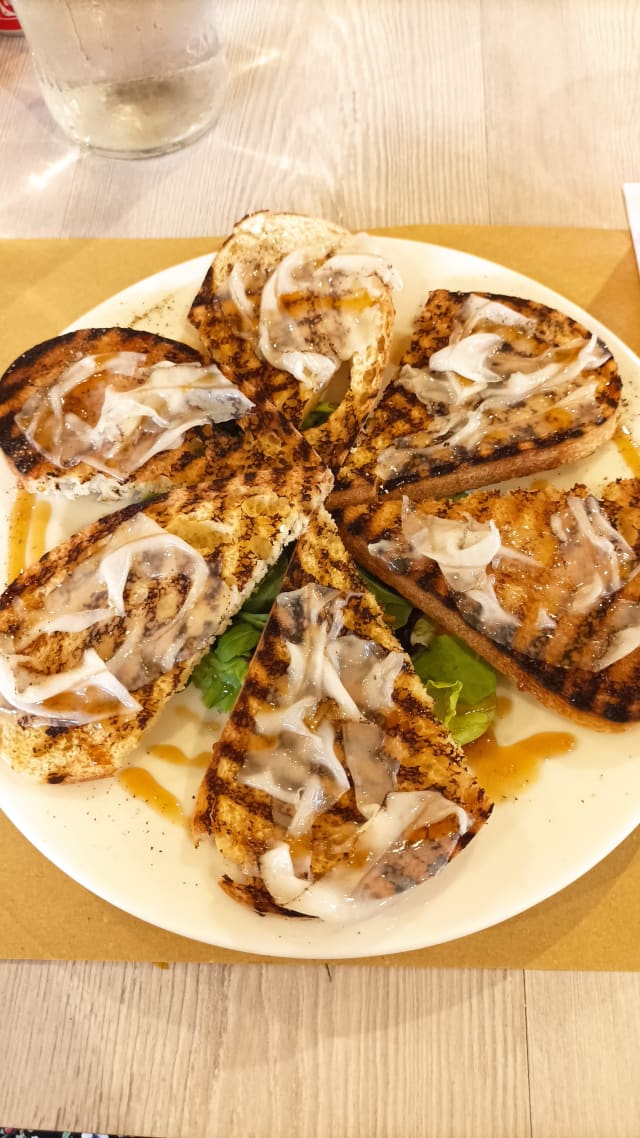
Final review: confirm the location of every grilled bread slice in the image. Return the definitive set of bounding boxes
[0,457,333,783]
[335,479,640,730]
[188,211,398,471]
[193,507,491,920]
[0,327,258,500]
[330,290,621,507]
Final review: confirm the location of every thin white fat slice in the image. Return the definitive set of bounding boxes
[326,635,404,711]
[16,354,253,479]
[0,647,141,725]
[237,582,404,838]
[369,500,524,643]
[429,332,507,384]
[400,508,502,592]
[228,262,258,325]
[341,720,398,819]
[257,240,400,392]
[454,294,537,338]
[374,293,611,483]
[596,602,640,670]
[259,789,469,921]
[548,495,637,625]
[9,513,232,724]
[368,495,640,669]
[242,716,349,838]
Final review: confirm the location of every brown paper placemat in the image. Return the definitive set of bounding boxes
[1,226,639,970]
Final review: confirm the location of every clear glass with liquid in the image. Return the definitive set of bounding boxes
[12,0,226,157]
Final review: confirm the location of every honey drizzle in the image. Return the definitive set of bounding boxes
[27,497,51,564]
[465,727,575,800]
[7,488,34,581]
[119,767,185,825]
[149,744,210,768]
[7,490,51,582]
[614,423,640,477]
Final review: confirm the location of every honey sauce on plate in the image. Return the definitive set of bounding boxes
[614,423,640,477]
[118,767,185,826]
[118,744,212,825]
[7,489,51,581]
[465,697,575,799]
[149,744,210,768]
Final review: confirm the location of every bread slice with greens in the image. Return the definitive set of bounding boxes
[0,454,333,783]
[335,479,640,730]
[330,290,621,507]
[188,211,400,471]
[193,507,491,921]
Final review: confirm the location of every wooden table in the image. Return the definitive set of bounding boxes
[1,4,639,1135]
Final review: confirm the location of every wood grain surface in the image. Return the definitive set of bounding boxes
[1,2,640,1136]
[1,0,639,237]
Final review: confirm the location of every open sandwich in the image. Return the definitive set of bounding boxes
[0,326,262,500]
[331,290,621,506]
[193,508,492,920]
[0,455,332,782]
[189,211,400,471]
[335,479,640,730]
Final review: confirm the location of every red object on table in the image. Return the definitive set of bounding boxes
[0,1,22,34]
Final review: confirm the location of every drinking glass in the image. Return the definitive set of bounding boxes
[12,0,227,157]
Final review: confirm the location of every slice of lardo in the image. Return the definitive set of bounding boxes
[0,327,256,500]
[330,290,621,507]
[335,479,640,730]
[0,458,333,783]
[193,507,491,921]
[188,211,400,470]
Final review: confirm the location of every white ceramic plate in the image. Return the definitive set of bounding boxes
[1,236,639,959]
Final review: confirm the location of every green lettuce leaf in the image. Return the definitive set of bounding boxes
[301,401,337,430]
[410,615,435,647]
[213,620,264,664]
[413,634,496,706]
[424,679,494,746]
[190,652,251,713]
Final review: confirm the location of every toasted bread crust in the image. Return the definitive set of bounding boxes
[193,508,491,914]
[330,290,622,507]
[189,211,395,470]
[335,479,640,730]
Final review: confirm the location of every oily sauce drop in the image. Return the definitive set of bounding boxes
[7,489,51,581]
[7,488,34,582]
[27,497,51,564]
[614,423,640,477]
[119,767,185,825]
[465,726,575,800]
[149,743,210,767]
